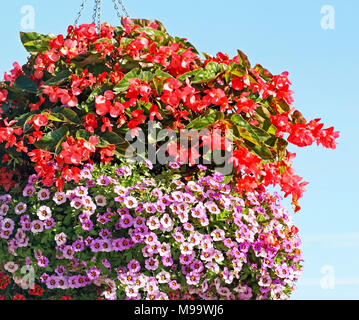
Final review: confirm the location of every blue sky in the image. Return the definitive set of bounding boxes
[1,0,358,299]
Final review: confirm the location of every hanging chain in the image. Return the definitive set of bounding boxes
[112,0,129,18]
[92,0,98,25]
[74,0,88,26]
[92,0,102,33]
[118,0,130,18]
[97,0,102,33]
[75,0,129,31]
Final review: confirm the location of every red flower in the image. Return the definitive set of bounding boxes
[28,284,44,296]
[84,114,98,133]
[95,95,111,116]
[13,294,26,300]
[0,89,8,102]
[235,92,257,115]
[163,78,181,92]
[33,114,48,129]
[128,109,146,129]
[231,76,245,91]
[101,116,113,132]
[99,145,116,163]
[288,123,314,147]
[149,104,163,121]
[109,101,125,118]
[29,96,45,111]
[270,113,290,137]
[202,88,229,112]
[49,34,64,50]
[317,126,340,150]
[61,166,81,183]
[3,62,22,84]
[60,296,72,300]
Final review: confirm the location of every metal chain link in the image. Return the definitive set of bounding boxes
[112,0,122,20]
[118,0,130,18]
[74,0,88,26]
[92,0,98,25]
[96,0,102,34]
[75,0,129,32]
[112,0,129,20]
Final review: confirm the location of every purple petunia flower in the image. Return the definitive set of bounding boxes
[161,255,174,267]
[23,185,35,197]
[124,196,138,209]
[87,266,101,280]
[53,192,67,205]
[37,256,49,268]
[28,174,39,184]
[97,176,110,186]
[119,214,134,228]
[145,258,159,271]
[14,202,27,215]
[37,188,50,200]
[31,220,44,233]
[36,206,52,221]
[46,276,59,289]
[169,162,180,169]
[62,245,75,259]
[44,218,56,230]
[72,240,85,252]
[54,265,66,276]
[81,219,94,231]
[127,259,141,274]
[94,195,107,207]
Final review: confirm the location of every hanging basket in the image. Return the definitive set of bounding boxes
[0,12,339,300]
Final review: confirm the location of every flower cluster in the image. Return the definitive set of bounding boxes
[0,161,303,300]
[0,18,338,212]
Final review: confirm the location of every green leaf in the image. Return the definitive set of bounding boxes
[174,37,199,54]
[155,69,173,79]
[178,62,227,84]
[186,111,223,129]
[254,64,273,82]
[223,175,233,184]
[137,27,170,45]
[34,125,69,150]
[63,214,72,226]
[86,86,103,104]
[129,18,168,33]
[237,50,251,69]
[13,75,37,93]
[75,129,92,140]
[113,68,140,93]
[52,106,79,123]
[232,124,259,146]
[177,68,203,82]
[100,131,128,146]
[76,129,109,148]
[231,114,271,144]
[248,142,274,160]
[139,71,154,82]
[20,32,53,54]
[43,70,72,86]
[273,97,290,113]
[152,69,173,94]
[15,110,40,126]
[46,113,66,122]
[3,85,27,102]
[72,53,102,68]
